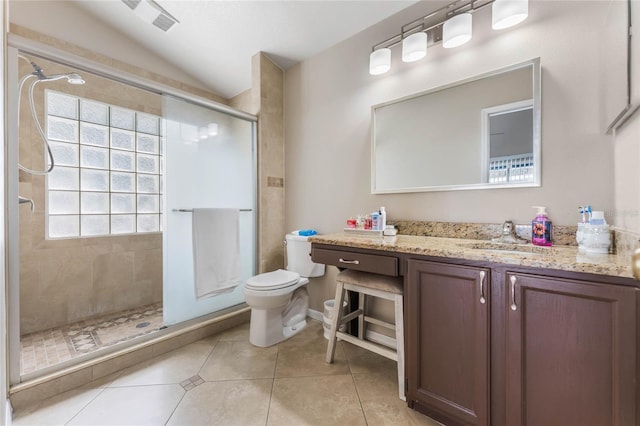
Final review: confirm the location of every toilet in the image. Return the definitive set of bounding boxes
[244,231,325,347]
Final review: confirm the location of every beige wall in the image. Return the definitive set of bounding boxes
[17,56,164,334]
[284,1,617,311]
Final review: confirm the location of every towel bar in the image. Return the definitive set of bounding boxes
[172,208,252,212]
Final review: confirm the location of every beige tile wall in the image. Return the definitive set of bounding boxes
[230,53,286,274]
[254,54,286,273]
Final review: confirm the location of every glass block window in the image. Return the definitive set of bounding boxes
[45,90,162,238]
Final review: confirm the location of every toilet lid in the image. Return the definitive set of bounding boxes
[245,269,300,291]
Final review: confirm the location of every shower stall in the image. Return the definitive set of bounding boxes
[7,44,257,383]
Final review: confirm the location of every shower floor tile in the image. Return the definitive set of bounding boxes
[20,303,163,375]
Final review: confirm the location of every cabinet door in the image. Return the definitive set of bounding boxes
[506,273,638,426]
[407,259,490,426]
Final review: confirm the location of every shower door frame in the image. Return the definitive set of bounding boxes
[6,35,258,385]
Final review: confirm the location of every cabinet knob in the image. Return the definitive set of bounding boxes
[633,248,640,281]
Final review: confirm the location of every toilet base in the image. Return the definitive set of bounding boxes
[248,287,309,347]
[249,310,307,347]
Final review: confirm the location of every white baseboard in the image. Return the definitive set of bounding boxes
[307,309,397,349]
[307,308,323,322]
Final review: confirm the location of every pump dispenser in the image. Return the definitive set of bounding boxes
[531,206,552,246]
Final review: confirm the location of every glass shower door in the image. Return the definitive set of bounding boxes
[162,95,256,325]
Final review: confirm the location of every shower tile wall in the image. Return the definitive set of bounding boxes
[230,53,286,273]
[18,56,163,335]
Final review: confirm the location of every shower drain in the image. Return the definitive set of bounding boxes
[136,322,151,329]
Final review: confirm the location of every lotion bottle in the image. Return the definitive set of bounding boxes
[531,206,552,246]
[380,207,387,230]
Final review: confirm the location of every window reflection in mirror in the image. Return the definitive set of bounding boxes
[481,100,534,184]
[371,58,540,194]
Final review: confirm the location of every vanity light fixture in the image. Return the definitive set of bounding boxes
[121,0,180,32]
[369,0,528,75]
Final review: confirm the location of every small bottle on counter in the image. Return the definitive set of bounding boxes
[363,214,373,230]
[371,211,380,230]
[380,207,387,230]
[531,206,552,246]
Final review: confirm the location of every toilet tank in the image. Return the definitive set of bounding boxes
[285,232,325,278]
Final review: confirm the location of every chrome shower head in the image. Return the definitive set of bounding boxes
[38,73,85,85]
[65,74,85,85]
[29,61,85,85]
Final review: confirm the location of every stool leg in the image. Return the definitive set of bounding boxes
[394,294,406,401]
[358,292,365,339]
[326,281,346,364]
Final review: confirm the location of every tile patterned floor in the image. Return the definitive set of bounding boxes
[20,303,164,375]
[13,319,443,426]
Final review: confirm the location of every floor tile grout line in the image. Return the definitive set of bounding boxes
[164,386,188,426]
[265,344,280,426]
[63,384,109,426]
[350,371,370,426]
[195,334,221,379]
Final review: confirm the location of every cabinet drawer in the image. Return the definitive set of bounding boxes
[311,247,398,276]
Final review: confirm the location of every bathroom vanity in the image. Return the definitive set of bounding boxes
[310,233,638,426]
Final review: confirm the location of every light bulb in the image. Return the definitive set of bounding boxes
[369,48,391,75]
[443,13,473,48]
[492,0,528,30]
[208,123,219,136]
[402,32,427,62]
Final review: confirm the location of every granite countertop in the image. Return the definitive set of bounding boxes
[310,233,635,279]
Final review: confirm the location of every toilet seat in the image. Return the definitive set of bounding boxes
[245,269,300,291]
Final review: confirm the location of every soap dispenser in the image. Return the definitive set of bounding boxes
[531,206,552,246]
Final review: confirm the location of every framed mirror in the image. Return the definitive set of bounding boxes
[371,58,541,194]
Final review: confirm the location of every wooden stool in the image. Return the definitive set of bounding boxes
[325,269,405,401]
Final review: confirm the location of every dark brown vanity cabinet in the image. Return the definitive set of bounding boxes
[505,272,638,426]
[311,242,639,425]
[406,262,639,426]
[406,259,490,426]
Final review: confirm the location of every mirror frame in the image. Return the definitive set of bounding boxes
[371,57,541,194]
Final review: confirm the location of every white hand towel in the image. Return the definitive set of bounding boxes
[192,208,242,300]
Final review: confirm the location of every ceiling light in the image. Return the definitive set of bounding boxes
[492,0,529,30]
[402,32,427,62]
[369,48,391,76]
[443,13,473,49]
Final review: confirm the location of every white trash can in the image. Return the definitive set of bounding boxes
[322,299,348,340]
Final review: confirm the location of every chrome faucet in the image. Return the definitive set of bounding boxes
[492,220,527,244]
